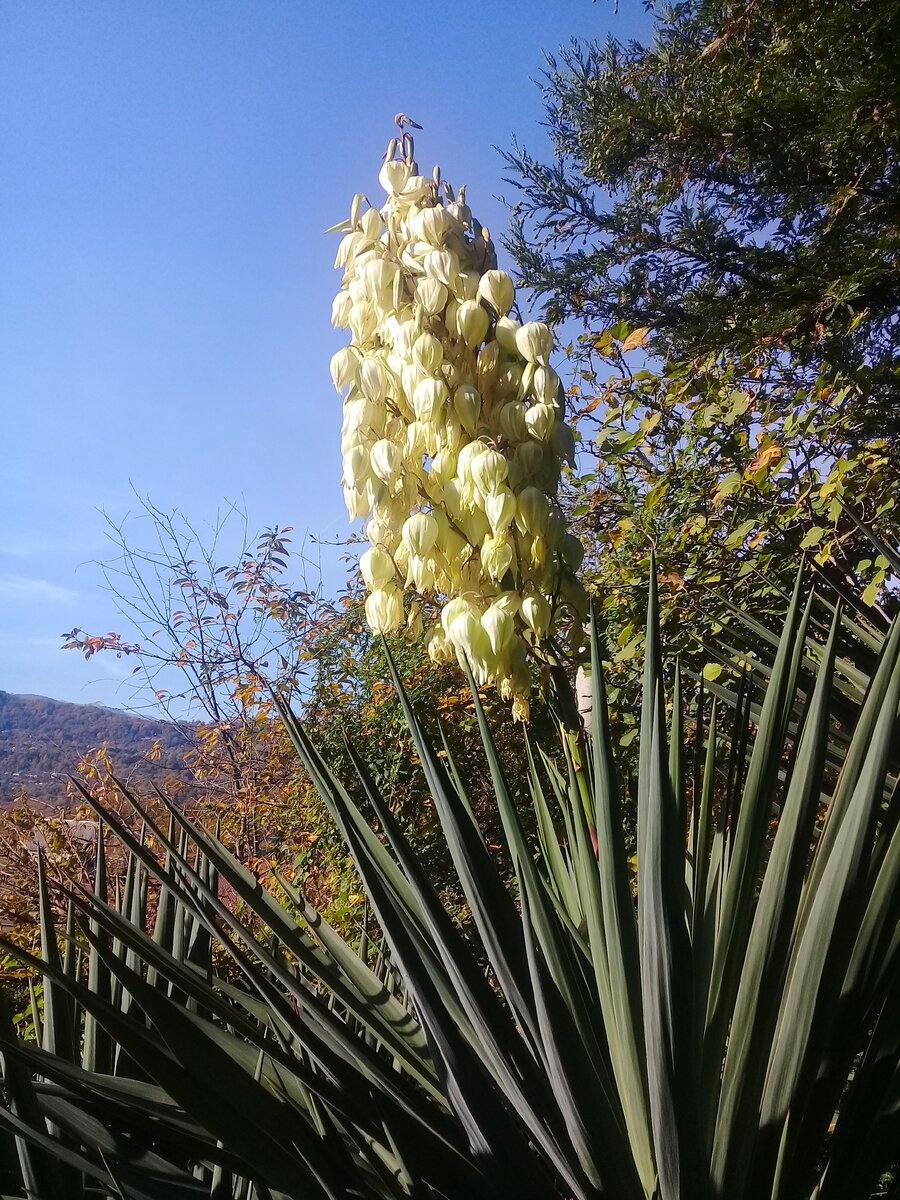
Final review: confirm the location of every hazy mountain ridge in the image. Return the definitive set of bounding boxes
[0,690,190,803]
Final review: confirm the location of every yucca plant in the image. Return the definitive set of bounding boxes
[0,573,897,1199]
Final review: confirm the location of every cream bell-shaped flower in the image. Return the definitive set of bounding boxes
[456,300,490,349]
[401,511,439,559]
[409,554,437,591]
[455,271,481,301]
[331,347,359,392]
[412,332,443,375]
[359,545,396,590]
[499,401,529,442]
[343,486,366,521]
[477,269,515,316]
[427,626,454,664]
[413,377,448,423]
[470,447,508,497]
[332,290,353,328]
[485,488,516,535]
[370,439,402,485]
[453,384,481,436]
[379,160,410,194]
[480,534,514,582]
[424,249,457,287]
[342,446,370,490]
[447,608,491,663]
[515,321,553,364]
[482,603,515,657]
[521,593,552,638]
[359,360,390,408]
[441,595,474,638]
[366,587,404,634]
[494,315,520,355]
[525,403,557,442]
[415,277,448,316]
[532,365,561,407]
[411,205,454,246]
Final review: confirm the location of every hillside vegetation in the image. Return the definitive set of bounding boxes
[0,691,189,803]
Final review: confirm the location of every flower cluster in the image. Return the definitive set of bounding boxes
[329,140,586,720]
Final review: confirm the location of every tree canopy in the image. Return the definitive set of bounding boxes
[502,0,900,685]
[505,0,900,412]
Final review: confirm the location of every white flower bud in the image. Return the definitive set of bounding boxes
[415,277,448,316]
[430,449,457,488]
[427,626,454,663]
[494,315,520,355]
[480,534,514,581]
[453,385,481,435]
[482,604,515,657]
[359,357,392,403]
[499,401,528,442]
[330,346,359,392]
[370,439,402,484]
[343,445,370,489]
[379,160,411,194]
[477,270,515,316]
[402,512,439,558]
[349,302,378,343]
[424,249,457,287]
[412,332,443,375]
[515,321,553,364]
[366,587,403,634]
[360,207,382,240]
[359,545,395,589]
[485,488,516,534]
[332,290,353,328]
[456,300,490,349]
[411,205,453,246]
[521,593,552,638]
[363,259,399,306]
[413,377,448,422]
[476,341,502,387]
[532,365,561,407]
[470,448,508,496]
[525,403,557,442]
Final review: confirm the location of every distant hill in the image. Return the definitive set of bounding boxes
[0,691,191,804]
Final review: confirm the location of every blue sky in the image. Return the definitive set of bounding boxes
[1,0,650,710]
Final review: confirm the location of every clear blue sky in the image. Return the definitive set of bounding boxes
[1,0,650,709]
